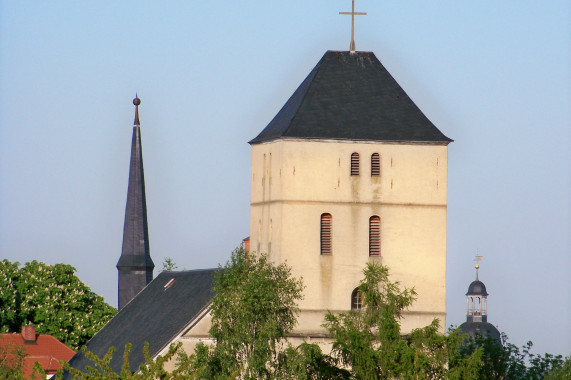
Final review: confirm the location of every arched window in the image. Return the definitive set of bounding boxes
[371,153,380,176]
[369,216,381,256]
[350,153,359,176]
[320,213,332,255]
[351,288,363,310]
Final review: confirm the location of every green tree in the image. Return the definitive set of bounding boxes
[0,260,20,333]
[0,339,27,380]
[460,332,566,380]
[544,355,571,380]
[60,342,191,379]
[161,257,178,272]
[274,342,351,380]
[323,262,482,379]
[0,260,117,349]
[193,246,304,379]
[0,338,48,380]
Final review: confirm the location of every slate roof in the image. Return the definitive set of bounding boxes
[116,122,154,271]
[0,331,75,377]
[466,279,488,296]
[64,269,217,378]
[250,50,452,145]
[459,321,502,344]
[116,99,155,310]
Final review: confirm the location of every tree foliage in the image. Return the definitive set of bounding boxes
[0,338,50,380]
[322,262,483,379]
[459,331,566,380]
[544,355,571,380]
[274,342,351,380]
[53,337,569,380]
[60,342,193,379]
[0,260,117,349]
[18,253,566,379]
[161,258,178,272]
[193,246,304,379]
[0,339,27,380]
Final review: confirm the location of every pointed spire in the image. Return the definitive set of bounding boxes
[117,95,154,310]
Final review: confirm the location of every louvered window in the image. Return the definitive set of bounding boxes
[371,153,380,176]
[369,216,381,256]
[320,213,332,255]
[351,288,363,310]
[351,153,359,176]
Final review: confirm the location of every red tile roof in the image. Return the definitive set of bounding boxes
[0,332,75,378]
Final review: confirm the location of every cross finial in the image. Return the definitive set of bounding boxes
[339,0,367,52]
[473,254,483,280]
[133,93,141,126]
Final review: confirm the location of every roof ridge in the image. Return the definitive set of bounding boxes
[158,268,218,275]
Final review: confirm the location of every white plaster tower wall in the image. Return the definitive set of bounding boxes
[250,139,448,335]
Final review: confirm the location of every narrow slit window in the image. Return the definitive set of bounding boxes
[369,216,381,256]
[320,213,332,255]
[371,153,380,176]
[351,153,360,176]
[351,288,363,310]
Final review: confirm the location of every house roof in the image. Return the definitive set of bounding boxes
[249,50,452,145]
[0,332,75,377]
[64,269,217,377]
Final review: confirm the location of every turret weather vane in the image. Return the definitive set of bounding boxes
[473,254,483,280]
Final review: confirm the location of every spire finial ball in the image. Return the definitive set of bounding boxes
[133,96,141,106]
[475,264,479,270]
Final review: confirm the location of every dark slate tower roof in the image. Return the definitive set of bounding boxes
[466,280,488,296]
[64,269,217,378]
[116,96,155,310]
[250,50,452,145]
[459,321,501,343]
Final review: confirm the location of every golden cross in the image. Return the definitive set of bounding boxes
[339,0,367,52]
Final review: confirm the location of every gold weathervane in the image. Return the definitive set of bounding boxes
[473,254,483,279]
[339,0,367,52]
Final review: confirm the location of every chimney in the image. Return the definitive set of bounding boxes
[243,236,250,253]
[22,325,37,343]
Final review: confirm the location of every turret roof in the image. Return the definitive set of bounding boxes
[466,279,488,296]
[459,321,501,343]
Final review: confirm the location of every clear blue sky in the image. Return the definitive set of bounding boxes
[1,1,569,356]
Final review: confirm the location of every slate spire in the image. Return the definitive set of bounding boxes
[116,95,154,310]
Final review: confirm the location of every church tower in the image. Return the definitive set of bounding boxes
[116,96,154,310]
[249,50,452,338]
[459,261,501,343]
